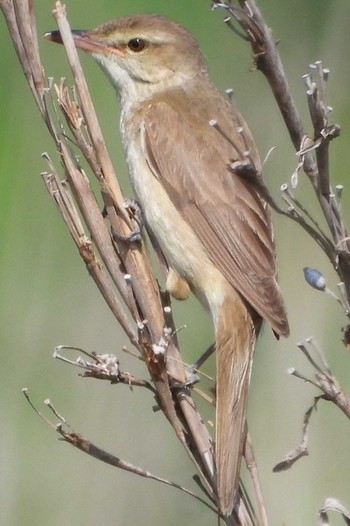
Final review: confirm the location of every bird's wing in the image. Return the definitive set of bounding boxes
[140,96,289,336]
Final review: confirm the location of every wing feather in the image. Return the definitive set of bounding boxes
[141,93,288,336]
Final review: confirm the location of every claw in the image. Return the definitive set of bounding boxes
[124,198,143,226]
[184,366,201,386]
[112,229,142,243]
[112,198,143,243]
[170,343,215,389]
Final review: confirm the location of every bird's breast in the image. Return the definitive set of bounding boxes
[123,133,229,319]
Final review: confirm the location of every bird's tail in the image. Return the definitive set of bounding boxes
[215,294,259,516]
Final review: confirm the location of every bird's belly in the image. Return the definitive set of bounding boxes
[125,142,227,317]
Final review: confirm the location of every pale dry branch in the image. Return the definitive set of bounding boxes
[274,337,350,472]
[21,389,219,516]
[4,0,350,524]
[273,400,313,472]
[213,0,350,300]
[41,156,139,346]
[244,432,268,526]
[48,11,220,488]
[1,1,261,524]
[297,337,350,419]
[53,345,157,391]
[212,1,350,520]
[318,498,350,526]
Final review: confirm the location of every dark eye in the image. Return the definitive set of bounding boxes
[127,38,146,52]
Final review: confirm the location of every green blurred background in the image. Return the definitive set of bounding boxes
[1,1,350,525]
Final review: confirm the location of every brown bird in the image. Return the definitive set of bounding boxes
[46,14,289,515]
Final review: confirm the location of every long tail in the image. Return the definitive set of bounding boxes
[215,294,259,516]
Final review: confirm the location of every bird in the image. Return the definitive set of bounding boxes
[46,13,289,516]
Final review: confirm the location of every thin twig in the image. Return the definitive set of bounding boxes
[214,0,350,300]
[1,1,226,518]
[22,389,219,516]
[244,431,268,526]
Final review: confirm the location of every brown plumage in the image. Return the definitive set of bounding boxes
[134,87,288,511]
[46,13,289,516]
[139,91,288,335]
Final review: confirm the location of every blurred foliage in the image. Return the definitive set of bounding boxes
[1,1,350,525]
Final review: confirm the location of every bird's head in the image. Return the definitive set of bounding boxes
[46,14,208,100]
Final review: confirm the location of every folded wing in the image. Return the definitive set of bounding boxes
[141,93,289,336]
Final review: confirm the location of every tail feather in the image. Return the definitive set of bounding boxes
[215,294,258,516]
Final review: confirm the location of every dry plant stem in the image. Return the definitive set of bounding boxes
[2,2,270,525]
[50,139,137,315]
[277,364,350,473]
[53,83,141,321]
[52,4,223,512]
[52,4,160,324]
[42,167,139,347]
[305,62,339,200]
[275,335,350,472]
[318,497,350,525]
[53,345,154,388]
[52,2,190,451]
[216,0,308,155]
[244,431,268,526]
[1,0,238,519]
[316,373,350,419]
[52,4,128,220]
[51,4,191,433]
[58,425,218,515]
[297,339,350,419]
[22,389,218,516]
[216,0,350,298]
[4,0,45,112]
[273,400,312,472]
[0,0,135,328]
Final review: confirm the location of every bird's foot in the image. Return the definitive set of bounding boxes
[171,343,215,389]
[112,198,143,243]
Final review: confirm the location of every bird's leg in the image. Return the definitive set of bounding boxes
[112,198,143,243]
[171,343,215,388]
[184,343,215,386]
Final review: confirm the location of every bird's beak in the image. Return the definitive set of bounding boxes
[44,30,124,57]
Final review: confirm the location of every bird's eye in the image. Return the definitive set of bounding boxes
[127,38,146,52]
